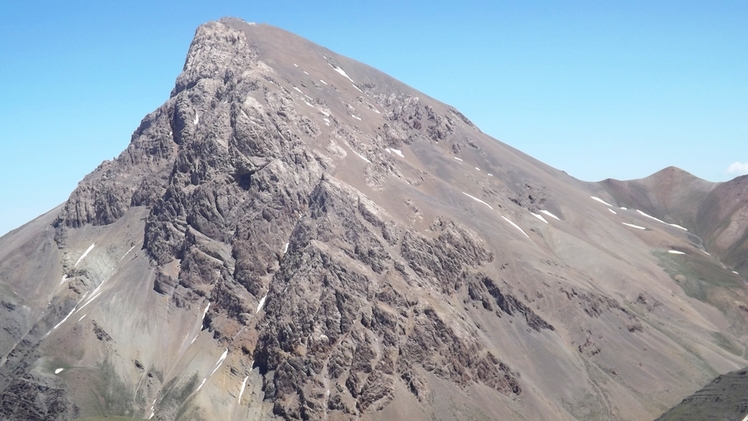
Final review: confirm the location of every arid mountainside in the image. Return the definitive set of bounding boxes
[601,167,748,275]
[0,18,747,421]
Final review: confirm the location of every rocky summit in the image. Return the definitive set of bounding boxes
[0,17,747,421]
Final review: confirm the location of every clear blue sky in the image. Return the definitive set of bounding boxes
[1,1,746,236]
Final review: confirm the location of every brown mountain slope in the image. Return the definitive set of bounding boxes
[1,18,747,421]
[600,168,748,274]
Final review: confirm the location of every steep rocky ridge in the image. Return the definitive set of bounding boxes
[0,17,747,421]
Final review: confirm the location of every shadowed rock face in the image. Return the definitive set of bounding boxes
[1,17,748,421]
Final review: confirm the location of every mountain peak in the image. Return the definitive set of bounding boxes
[2,19,748,421]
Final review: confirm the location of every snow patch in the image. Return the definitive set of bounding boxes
[531,213,548,224]
[304,71,309,75]
[669,223,688,231]
[502,216,530,238]
[734,271,740,275]
[351,84,362,92]
[488,173,493,177]
[196,378,207,392]
[294,63,298,67]
[59,275,68,286]
[386,148,404,158]
[74,243,95,267]
[622,222,646,230]
[320,79,327,85]
[256,293,268,313]
[54,368,64,374]
[284,243,289,253]
[454,157,463,162]
[352,115,361,121]
[330,64,355,83]
[77,314,87,322]
[540,210,561,221]
[193,111,199,126]
[238,376,249,403]
[462,192,493,210]
[590,196,614,207]
[293,86,303,93]
[608,208,617,215]
[668,250,686,255]
[620,207,627,210]
[475,167,480,171]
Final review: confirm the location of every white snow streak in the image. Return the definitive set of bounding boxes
[331,65,355,83]
[636,210,688,231]
[620,207,628,210]
[320,79,327,85]
[293,87,303,93]
[608,208,617,215]
[531,213,548,224]
[238,376,249,403]
[622,222,646,230]
[734,271,740,275]
[120,244,136,261]
[475,167,480,171]
[454,157,463,162]
[284,243,289,253]
[351,84,362,92]
[256,293,268,314]
[540,210,561,221]
[59,275,68,286]
[462,192,493,210]
[304,71,309,75]
[196,378,207,392]
[294,63,298,67]
[386,148,404,158]
[193,111,199,126]
[502,216,530,238]
[590,196,614,207]
[668,250,686,255]
[209,349,228,377]
[201,303,210,324]
[76,290,103,313]
[346,145,370,163]
[77,314,87,322]
[50,307,77,332]
[74,243,95,267]
[352,115,361,121]
[488,173,493,177]
[54,368,64,374]
[637,210,666,224]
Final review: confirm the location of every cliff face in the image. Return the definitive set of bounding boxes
[1,18,747,421]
